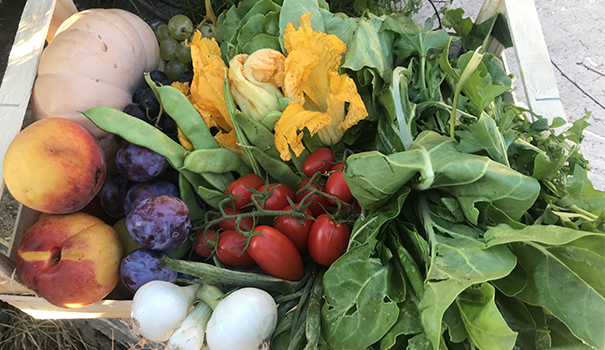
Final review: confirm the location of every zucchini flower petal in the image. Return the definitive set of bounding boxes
[189,33,232,132]
[274,101,332,161]
[277,12,367,156]
[228,49,285,121]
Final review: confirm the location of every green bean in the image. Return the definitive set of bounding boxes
[178,174,206,221]
[287,312,308,350]
[261,111,282,131]
[303,271,324,350]
[184,148,252,176]
[155,85,219,150]
[233,112,281,159]
[160,256,306,294]
[83,107,188,169]
[251,146,303,190]
[180,169,228,209]
[291,276,313,343]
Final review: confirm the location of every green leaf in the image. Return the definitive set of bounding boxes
[419,207,517,350]
[442,8,473,37]
[377,65,417,151]
[322,244,399,350]
[495,294,552,350]
[380,297,423,350]
[344,131,540,224]
[382,14,451,63]
[279,0,326,49]
[456,112,510,166]
[484,224,602,247]
[459,52,511,113]
[455,283,517,350]
[349,187,411,248]
[443,305,468,343]
[340,13,395,82]
[486,225,605,349]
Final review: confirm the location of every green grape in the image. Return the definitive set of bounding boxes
[168,15,193,41]
[160,38,179,61]
[175,41,192,64]
[155,24,170,42]
[165,60,189,82]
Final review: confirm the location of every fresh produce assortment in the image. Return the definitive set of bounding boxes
[2,1,604,350]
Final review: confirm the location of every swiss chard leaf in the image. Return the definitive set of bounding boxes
[418,204,518,350]
[485,225,605,349]
[495,294,552,350]
[455,283,517,350]
[321,244,399,350]
[380,296,424,350]
[344,131,540,224]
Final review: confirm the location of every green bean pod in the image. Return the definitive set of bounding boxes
[261,111,282,131]
[233,112,281,159]
[178,174,206,221]
[251,147,303,190]
[179,169,227,209]
[303,271,324,350]
[291,148,310,175]
[155,86,219,150]
[83,107,188,168]
[184,148,252,176]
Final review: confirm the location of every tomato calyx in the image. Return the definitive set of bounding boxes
[295,172,358,224]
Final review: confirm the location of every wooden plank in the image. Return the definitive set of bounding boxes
[8,204,41,260]
[0,253,33,295]
[1,295,132,319]
[502,0,566,122]
[0,0,57,199]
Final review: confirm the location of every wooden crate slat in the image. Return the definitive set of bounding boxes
[7,204,41,260]
[2,295,132,319]
[0,0,57,198]
[0,253,32,295]
[503,0,566,122]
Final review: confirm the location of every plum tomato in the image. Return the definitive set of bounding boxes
[193,230,216,258]
[225,173,264,209]
[326,164,352,205]
[217,207,254,232]
[248,225,304,281]
[302,148,335,177]
[258,183,294,211]
[216,230,255,266]
[308,214,350,266]
[295,179,331,217]
[273,204,313,253]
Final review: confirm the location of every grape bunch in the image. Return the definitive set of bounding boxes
[155,14,195,82]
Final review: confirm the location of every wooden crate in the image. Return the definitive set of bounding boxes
[0,0,572,319]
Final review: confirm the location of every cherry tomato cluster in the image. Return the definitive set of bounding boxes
[193,148,357,282]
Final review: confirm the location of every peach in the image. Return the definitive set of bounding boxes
[15,212,124,308]
[3,117,106,214]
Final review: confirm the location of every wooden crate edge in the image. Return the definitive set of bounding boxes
[1,294,132,319]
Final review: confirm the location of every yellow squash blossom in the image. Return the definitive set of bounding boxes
[189,33,232,133]
[229,49,286,122]
[274,12,368,161]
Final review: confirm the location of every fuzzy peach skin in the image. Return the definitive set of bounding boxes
[3,118,105,214]
[15,212,124,308]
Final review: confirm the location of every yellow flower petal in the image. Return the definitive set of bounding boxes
[189,32,232,132]
[178,128,194,151]
[243,49,286,88]
[171,81,190,96]
[274,101,332,161]
[329,72,367,130]
[279,12,368,149]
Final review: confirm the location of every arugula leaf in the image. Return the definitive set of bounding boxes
[485,225,605,349]
[456,112,511,166]
[455,283,517,350]
[321,244,399,350]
